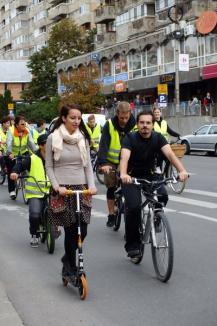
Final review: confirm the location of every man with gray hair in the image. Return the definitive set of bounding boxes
[98,101,136,227]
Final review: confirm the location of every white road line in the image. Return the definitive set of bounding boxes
[94,194,217,209]
[185,189,217,198]
[178,211,217,223]
[169,195,217,209]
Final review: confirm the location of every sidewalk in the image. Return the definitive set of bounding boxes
[0,282,24,326]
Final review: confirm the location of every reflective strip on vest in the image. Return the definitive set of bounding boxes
[154,120,169,141]
[0,129,7,152]
[25,154,50,199]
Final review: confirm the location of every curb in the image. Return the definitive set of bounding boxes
[0,282,24,326]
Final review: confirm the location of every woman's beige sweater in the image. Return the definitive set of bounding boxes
[45,134,95,190]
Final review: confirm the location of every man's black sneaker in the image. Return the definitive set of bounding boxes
[106,214,115,227]
[127,248,141,258]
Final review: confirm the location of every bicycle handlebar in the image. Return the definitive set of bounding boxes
[132,176,175,187]
[65,189,92,196]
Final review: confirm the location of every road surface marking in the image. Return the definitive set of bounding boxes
[184,189,217,198]
[94,194,217,209]
[178,211,217,223]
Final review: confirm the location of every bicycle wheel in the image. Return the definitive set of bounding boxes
[14,178,21,199]
[167,164,185,194]
[95,165,104,185]
[21,178,29,204]
[0,164,6,185]
[151,212,174,282]
[113,195,123,231]
[46,220,55,254]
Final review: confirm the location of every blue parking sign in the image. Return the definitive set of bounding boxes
[158,94,168,107]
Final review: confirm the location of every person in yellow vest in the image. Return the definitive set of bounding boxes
[6,115,37,200]
[153,107,180,172]
[10,134,49,247]
[37,119,47,137]
[153,107,180,142]
[0,116,11,171]
[85,114,101,152]
[98,101,136,227]
[0,116,10,154]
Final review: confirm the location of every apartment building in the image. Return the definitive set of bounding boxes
[0,0,99,60]
[57,0,217,105]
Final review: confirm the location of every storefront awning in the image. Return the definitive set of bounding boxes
[202,64,217,80]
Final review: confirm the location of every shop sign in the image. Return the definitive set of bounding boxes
[160,73,175,84]
[157,84,168,95]
[115,80,127,93]
[103,76,114,85]
[114,72,128,82]
[179,54,189,71]
[196,11,217,35]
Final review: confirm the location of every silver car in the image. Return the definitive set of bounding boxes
[181,124,217,156]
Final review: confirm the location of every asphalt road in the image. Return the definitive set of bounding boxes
[0,154,217,326]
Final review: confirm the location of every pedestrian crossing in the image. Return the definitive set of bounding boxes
[93,188,217,223]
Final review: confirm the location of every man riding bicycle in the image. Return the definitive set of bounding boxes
[120,111,188,258]
[85,114,102,152]
[0,116,11,169]
[98,101,136,227]
[10,134,50,247]
[6,115,37,199]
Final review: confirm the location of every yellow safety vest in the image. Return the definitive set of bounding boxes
[0,128,8,152]
[85,123,101,151]
[25,154,50,199]
[106,119,135,164]
[38,129,46,137]
[153,120,169,142]
[12,129,29,156]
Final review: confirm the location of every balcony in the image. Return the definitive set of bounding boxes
[95,5,115,24]
[74,12,92,27]
[48,3,68,21]
[128,16,155,38]
[95,31,116,49]
[11,11,29,22]
[184,0,208,19]
[15,0,28,8]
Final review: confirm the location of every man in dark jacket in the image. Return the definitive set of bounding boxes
[98,101,136,227]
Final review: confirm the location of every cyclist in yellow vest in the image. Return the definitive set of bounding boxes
[153,107,180,142]
[0,116,11,171]
[37,119,47,137]
[85,114,101,152]
[10,134,50,247]
[6,115,37,200]
[98,101,136,227]
[0,116,10,154]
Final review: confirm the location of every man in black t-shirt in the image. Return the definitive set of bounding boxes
[120,111,188,258]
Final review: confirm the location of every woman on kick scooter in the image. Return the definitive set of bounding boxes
[46,104,97,297]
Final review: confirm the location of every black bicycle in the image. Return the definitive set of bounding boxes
[19,175,57,254]
[129,176,175,283]
[90,150,104,185]
[13,155,29,204]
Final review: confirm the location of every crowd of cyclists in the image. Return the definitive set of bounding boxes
[0,102,188,281]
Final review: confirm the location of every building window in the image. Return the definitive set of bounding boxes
[101,58,111,77]
[205,35,217,65]
[114,54,128,75]
[128,50,141,79]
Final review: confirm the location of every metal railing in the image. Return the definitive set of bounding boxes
[104,102,217,119]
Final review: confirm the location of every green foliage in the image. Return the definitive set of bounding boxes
[0,90,14,119]
[48,19,88,62]
[16,97,60,122]
[85,28,97,53]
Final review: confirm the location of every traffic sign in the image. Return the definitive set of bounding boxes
[8,103,14,110]
[157,84,168,95]
[158,94,168,107]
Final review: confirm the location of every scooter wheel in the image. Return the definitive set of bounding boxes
[78,274,88,300]
[62,277,68,287]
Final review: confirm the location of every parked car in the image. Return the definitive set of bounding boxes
[180,124,217,156]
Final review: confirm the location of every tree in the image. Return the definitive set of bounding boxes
[60,66,105,113]
[0,90,14,119]
[21,47,57,101]
[22,19,92,101]
[48,19,88,62]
